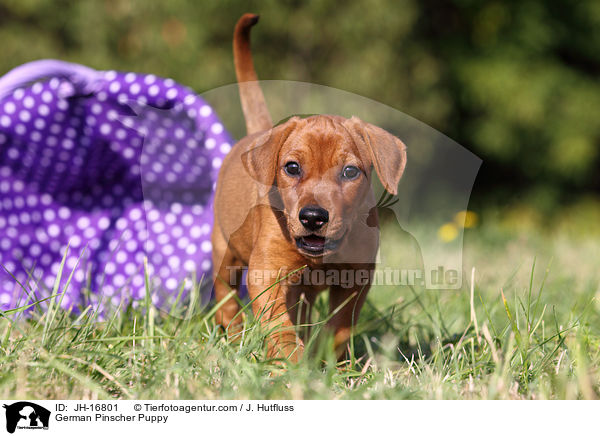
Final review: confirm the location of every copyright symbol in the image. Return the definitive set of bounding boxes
[134,404,142,411]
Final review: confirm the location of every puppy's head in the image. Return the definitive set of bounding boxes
[242,115,406,258]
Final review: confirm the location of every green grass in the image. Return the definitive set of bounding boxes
[0,214,599,400]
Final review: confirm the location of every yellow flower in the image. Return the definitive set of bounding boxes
[454,210,479,229]
[438,223,458,242]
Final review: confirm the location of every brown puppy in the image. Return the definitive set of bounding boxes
[212,14,407,361]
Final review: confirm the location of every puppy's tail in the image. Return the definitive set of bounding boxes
[233,13,272,135]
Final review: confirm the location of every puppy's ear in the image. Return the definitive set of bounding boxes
[241,117,299,197]
[344,116,407,196]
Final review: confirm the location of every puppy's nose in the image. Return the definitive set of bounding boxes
[299,206,329,231]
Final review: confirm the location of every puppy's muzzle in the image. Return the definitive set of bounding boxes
[299,205,329,231]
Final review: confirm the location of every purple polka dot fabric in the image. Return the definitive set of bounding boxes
[0,60,232,312]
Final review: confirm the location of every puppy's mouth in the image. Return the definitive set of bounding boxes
[295,233,345,256]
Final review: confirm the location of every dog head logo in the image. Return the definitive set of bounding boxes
[3,402,50,433]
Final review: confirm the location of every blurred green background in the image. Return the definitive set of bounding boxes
[1,0,599,222]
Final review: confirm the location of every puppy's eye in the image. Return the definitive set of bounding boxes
[284,161,301,177]
[341,165,361,180]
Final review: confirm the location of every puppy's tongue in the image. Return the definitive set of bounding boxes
[302,235,325,248]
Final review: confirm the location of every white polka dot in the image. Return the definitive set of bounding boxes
[100,123,111,135]
[116,251,127,263]
[30,244,41,257]
[190,226,202,238]
[125,72,136,83]
[159,266,170,278]
[98,217,110,230]
[166,88,178,99]
[104,285,115,296]
[129,208,142,221]
[130,83,141,95]
[148,85,159,96]
[62,138,74,149]
[147,209,160,222]
[170,203,183,215]
[23,96,34,108]
[48,224,60,237]
[177,237,190,249]
[34,118,46,130]
[152,162,164,173]
[43,209,56,221]
[57,207,71,220]
[18,211,29,223]
[210,123,223,134]
[167,256,180,269]
[181,214,194,226]
[165,278,178,290]
[0,116,11,127]
[152,221,165,233]
[201,259,211,271]
[77,216,90,229]
[125,239,137,252]
[41,91,53,103]
[200,105,212,117]
[109,82,121,93]
[165,213,176,225]
[132,275,144,288]
[220,142,232,154]
[114,274,126,287]
[104,70,117,80]
[171,226,184,239]
[4,101,15,114]
[205,138,216,150]
[13,89,24,100]
[144,75,156,85]
[201,241,212,253]
[70,235,82,248]
[36,104,50,117]
[35,228,49,243]
[105,262,116,274]
[212,157,222,168]
[66,256,78,269]
[40,254,52,266]
[124,263,137,275]
[40,194,52,206]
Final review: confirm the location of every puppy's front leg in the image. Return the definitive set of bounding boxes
[247,257,304,362]
[328,279,371,359]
